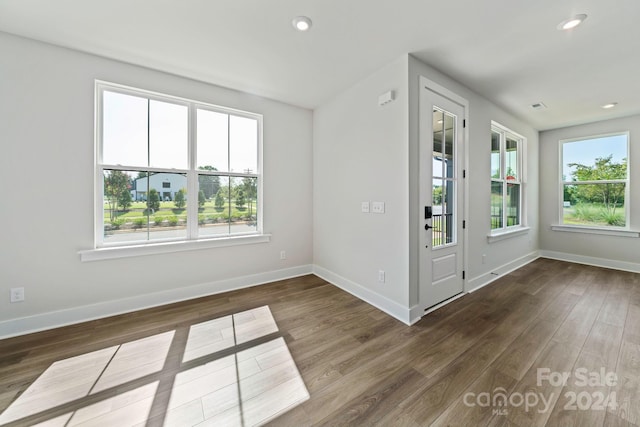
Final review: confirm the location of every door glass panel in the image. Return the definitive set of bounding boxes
[432,109,444,178]
[444,112,455,178]
[432,178,443,247]
[431,106,457,248]
[443,180,454,244]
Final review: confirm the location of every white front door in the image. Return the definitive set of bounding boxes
[419,84,465,310]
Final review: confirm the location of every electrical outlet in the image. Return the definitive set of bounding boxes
[361,201,370,213]
[378,270,386,283]
[280,250,286,260]
[10,287,25,303]
[372,201,385,214]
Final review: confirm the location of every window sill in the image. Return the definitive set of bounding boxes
[550,225,639,238]
[487,226,530,243]
[79,234,271,262]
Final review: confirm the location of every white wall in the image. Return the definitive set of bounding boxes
[0,33,314,337]
[408,56,540,305]
[313,55,411,321]
[313,54,539,324]
[539,114,640,270]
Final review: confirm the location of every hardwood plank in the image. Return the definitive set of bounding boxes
[607,340,640,425]
[506,340,583,427]
[552,303,601,349]
[315,368,426,426]
[1,260,638,427]
[428,367,517,426]
[603,411,640,427]
[546,350,618,427]
[398,293,551,426]
[492,319,563,382]
[581,321,624,370]
[597,281,631,328]
[413,315,497,379]
[623,304,640,345]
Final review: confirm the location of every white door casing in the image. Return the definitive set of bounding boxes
[419,78,467,311]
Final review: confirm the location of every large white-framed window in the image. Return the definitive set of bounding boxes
[560,132,629,229]
[490,122,525,233]
[95,81,263,249]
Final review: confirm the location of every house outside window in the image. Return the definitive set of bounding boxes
[560,132,629,228]
[96,82,262,248]
[491,122,525,232]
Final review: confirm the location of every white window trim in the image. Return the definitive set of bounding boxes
[87,81,265,256]
[490,121,527,238]
[79,234,271,262]
[550,225,638,238]
[558,131,630,231]
[487,226,530,243]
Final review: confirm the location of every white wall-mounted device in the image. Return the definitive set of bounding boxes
[378,90,395,106]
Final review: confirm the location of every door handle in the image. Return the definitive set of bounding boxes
[425,223,433,230]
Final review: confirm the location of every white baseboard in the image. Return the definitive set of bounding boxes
[466,251,540,293]
[0,265,313,340]
[539,250,640,273]
[409,304,424,325]
[312,265,412,325]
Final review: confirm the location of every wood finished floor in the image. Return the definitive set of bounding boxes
[1,258,639,426]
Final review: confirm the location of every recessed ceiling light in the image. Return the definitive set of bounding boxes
[602,102,618,109]
[557,14,587,30]
[292,16,312,32]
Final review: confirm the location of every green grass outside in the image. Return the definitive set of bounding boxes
[104,199,257,225]
[563,203,625,227]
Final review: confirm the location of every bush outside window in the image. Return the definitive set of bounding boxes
[97,82,262,247]
[561,133,629,228]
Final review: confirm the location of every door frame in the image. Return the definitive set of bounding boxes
[418,76,470,314]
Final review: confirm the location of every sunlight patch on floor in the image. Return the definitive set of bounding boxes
[183,305,279,362]
[1,306,308,426]
[0,331,174,425]
[168,337,308,426]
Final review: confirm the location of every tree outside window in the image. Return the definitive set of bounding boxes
[98,83,262,246]
[561,133,628,227]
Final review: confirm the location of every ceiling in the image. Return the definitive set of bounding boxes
[1,0,639,130]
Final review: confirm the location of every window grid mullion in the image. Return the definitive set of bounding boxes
[101,165,190,175]
[560,132,629,228]
[491,124,525,231]
[501,131,507,229]
[97,82,262,248]
[187,104,198,240]
[562,179,627,185]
